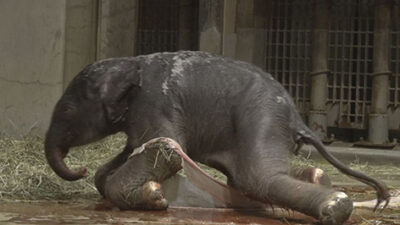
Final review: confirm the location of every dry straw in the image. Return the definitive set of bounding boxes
[0,133,397,201]
[0,134,126,200]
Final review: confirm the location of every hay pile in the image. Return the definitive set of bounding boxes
[0,134,226,201]
[0,134,126,200]
[1,133,397,201]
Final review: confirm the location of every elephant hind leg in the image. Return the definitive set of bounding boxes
[231,143,352,225]
[103,139,182,210]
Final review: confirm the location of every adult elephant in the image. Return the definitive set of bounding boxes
[45,51,390,225]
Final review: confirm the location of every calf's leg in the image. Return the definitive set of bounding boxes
[95,146,133,196]
[103,139,182,210]
[231,141,352,225]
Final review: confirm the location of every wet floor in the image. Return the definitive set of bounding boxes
[0,188,399,225]
[0,200,309,225]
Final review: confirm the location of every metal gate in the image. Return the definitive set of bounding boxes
[266,0,400,131]
[136,0,199,55]
[265,0,312,117]
[327,0,373,129]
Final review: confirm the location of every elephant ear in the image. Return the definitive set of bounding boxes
[96,63,142,125]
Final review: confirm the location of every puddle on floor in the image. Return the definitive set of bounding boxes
[0,200,314,225]
[0,186,399,225]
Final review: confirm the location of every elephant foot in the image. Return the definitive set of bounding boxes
[318,192,353,225]
[291,167,332,187]
[104,138,183,210]
[134,181,169,210]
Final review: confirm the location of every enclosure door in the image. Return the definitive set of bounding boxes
[136,0,199,55]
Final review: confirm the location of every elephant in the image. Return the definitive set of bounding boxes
[45,51,390,225]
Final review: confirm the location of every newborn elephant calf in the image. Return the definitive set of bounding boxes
[45,51,390,225]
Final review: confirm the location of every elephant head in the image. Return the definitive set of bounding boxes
[45,59,141,181]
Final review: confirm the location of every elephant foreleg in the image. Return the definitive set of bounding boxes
[103,139,182,210]
[94,146,134,196]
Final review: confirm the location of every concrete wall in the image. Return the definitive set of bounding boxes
[0,0,270,137]
[234,0,268,69]
[0,0,140,137]
[97,0,138,59]
[200,0,268,68]
[0,0,67,137]
[63,0,98,87]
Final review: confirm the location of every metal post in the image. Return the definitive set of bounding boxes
[309,0,330,141]
[367,0,392,146]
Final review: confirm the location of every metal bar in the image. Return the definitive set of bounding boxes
[339,11,346,126]
[268,1,274,73]
[282,1,288,89]
[274,0,280,81]
[348,8,354,123]
[289,2,295,100]
[295,10,301,108]
[363,15,370,128]
[304,7,309,112]
[356,12,362,124]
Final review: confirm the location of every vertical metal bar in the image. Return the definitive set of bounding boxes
[289,1,294,99]
[363,15,369,128]
[339,8,346,126]
[348,8,354,124]
[267,1,274,73]
[356,13,361,125]
[275,0,280,82]
[332,25,338,104]
[394,27,400,105]
[282,0,287,89]
[295,8,301,108]
[304,5,309,113]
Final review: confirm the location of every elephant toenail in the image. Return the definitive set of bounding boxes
[147,181,161,191]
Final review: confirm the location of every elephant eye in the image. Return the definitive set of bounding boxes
[62,104,76,114]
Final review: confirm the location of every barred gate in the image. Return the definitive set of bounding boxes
[327,0,373,129]
[266,0,400,131]
[136,0,199,55]
[265,0,312,118]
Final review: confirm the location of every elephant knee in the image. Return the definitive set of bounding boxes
[102,138,184,210]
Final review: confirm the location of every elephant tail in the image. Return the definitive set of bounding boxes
[296,126,390,210]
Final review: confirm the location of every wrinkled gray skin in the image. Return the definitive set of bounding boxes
[45,51,390,225]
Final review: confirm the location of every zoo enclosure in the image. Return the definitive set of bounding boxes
[264,0,400,145]
[134,0,400,144]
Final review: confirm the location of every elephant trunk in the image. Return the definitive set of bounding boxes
[45,134,86,181]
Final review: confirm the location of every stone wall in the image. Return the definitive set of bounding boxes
[0,0,67,137]
[0,0,267,137]
[0,0,138,137]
